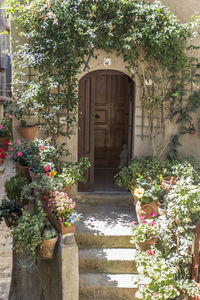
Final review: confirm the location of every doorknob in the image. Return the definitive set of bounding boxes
[95,114,100,119]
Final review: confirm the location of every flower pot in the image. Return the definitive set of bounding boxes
[4,211,22,227]
[130,185,138,206]
[158,207,167,217]
[16,163,31,180]
[39,235,58,259]
[19,125,38,141]
[161,177,178,194]
[135,237,158,251]
[136,201,159,223]
[29,169,54,182]
[62,185,71,194]
[46,209,75,235]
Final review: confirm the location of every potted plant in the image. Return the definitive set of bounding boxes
[27,138,59,180]
[134,178,164,222]
[19,119,38,141]
[57,157,91,192]
[0,116,12,149]
[0,198,21,227]
[39,226,58,259]
[5,175,29,206]
[131,218,159,251]
[47,190,82,235]
[7,139,35,178]
[11,203,57,266]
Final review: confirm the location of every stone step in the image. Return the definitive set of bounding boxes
[76,192,133,206]
[0,278,11,293]
[76,234,134,249]
[79,273,138,300]
[79,248,137,274]
[75,203,136,249]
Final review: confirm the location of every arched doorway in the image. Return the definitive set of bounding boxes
[78,70,135,191]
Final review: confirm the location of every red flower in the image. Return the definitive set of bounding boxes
[3,141,8,145]
[39,146,44,150]
[1,160,4,164]
[45,165,50,172]
[147,249,156,256]
[0,152,6,160]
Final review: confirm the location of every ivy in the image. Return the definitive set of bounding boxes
[4,0,200,150]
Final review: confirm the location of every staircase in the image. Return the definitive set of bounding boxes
[75,193,139,300]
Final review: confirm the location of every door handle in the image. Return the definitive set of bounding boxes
[95,114,100,119]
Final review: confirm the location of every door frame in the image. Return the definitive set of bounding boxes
[78,69,135,191]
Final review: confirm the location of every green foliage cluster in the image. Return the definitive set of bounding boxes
[5,0,200,146]
[5,175,28,203]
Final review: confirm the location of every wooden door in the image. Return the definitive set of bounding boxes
[94,71,130,168]
[78,70,132,190]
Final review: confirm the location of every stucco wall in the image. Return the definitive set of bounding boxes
[10,0,200,164]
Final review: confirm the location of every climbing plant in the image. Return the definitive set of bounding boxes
[4,0,200,153]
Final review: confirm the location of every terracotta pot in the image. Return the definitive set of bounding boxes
[130,185,138,206]
[0,136,9,150]
[39,235,58,259]
[158,207,167,217]
[4,211,22,227]
[161,177,178,194]
[16,163,31,180]
[135,237,158,251]
[19,126,38,140]
[46,209,75,235]
[136,200,159,223]
[29,169,54,182]
[62,185,72,194]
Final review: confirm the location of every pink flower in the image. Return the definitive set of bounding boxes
[168,286,172,290]
[151,212,156,217]
[151,222,156,226]
[153,293,157,297]
[8,115,12,119]
[45,165,50,172]
[141,215,146,220]
[9,154,13,158]
[0,125,3,130]
[130,221,136,227]
[8,140,12,145]
[141,283,146,287]
[17,139,21,144]
[142,219,147,224]
[9,147,13,151]
[17,151,22,157]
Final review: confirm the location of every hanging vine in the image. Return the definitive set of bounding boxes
[5,0,200,153]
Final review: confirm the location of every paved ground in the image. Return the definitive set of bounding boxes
[0,160,15,300]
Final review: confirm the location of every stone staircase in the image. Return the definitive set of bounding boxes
[75,193,139,300]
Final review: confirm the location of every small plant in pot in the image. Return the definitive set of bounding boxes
[47,190,82,235]
[0,198,22,227]
[11,202,54,267]
[134,178,164,222]
[57,157,91,192]
[0,116,12,149]
[40,225,58,259]
[131,218,159,251]
[5,175,29,206]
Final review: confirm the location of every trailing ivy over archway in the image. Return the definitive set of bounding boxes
[5,0,200,154]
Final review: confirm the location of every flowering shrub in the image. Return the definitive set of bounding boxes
[135,248,200,300]
[0,148,6,164]
[48,191,82,227]
[0,116,12,138]
[7,139,35,166]
[131,218,159,243]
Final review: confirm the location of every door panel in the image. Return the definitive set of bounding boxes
[95,73,129,168]
[78,70,133,190]
[78,76,94,190]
